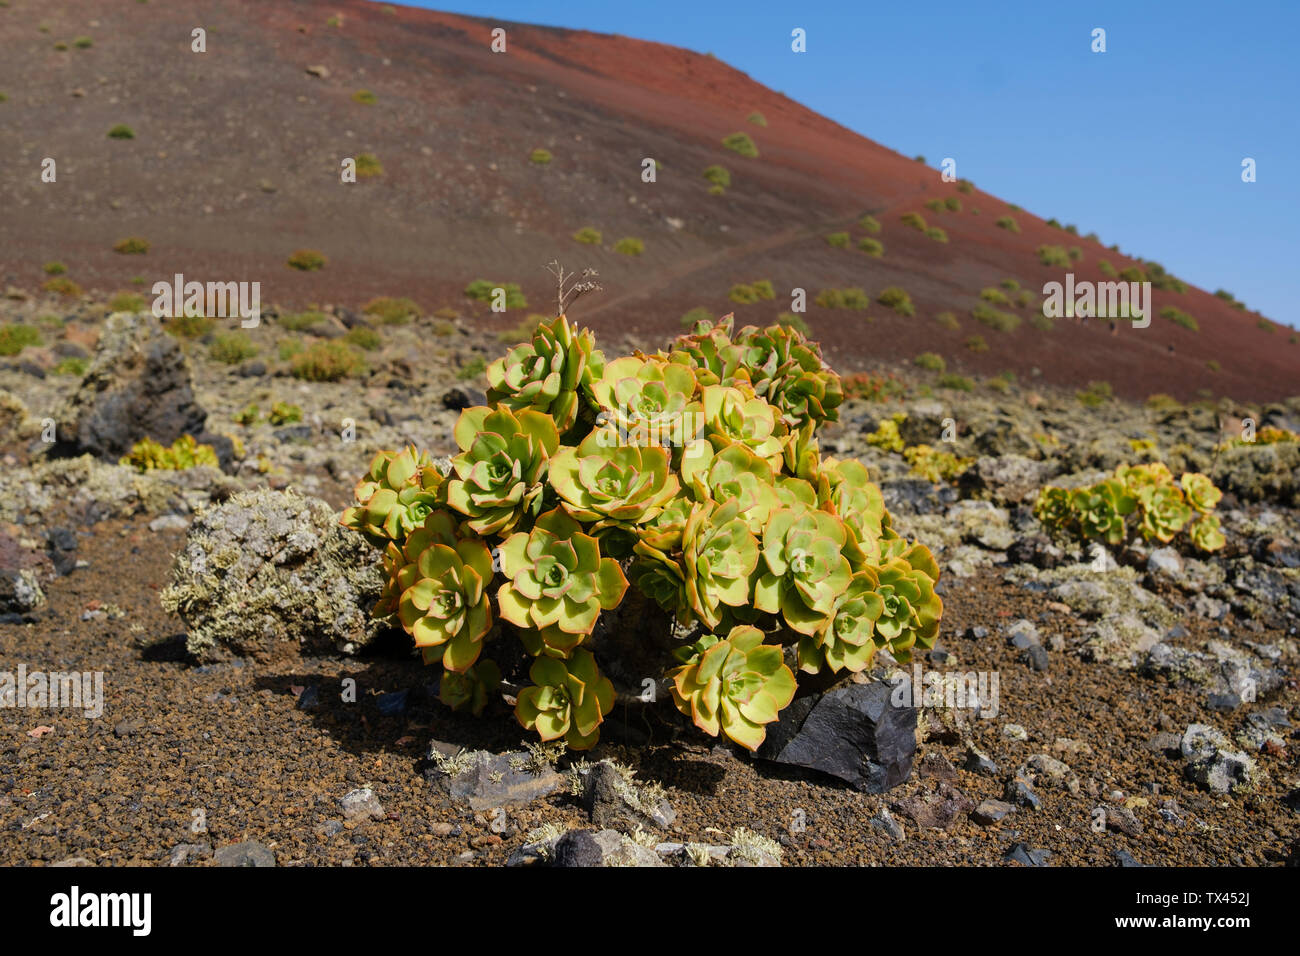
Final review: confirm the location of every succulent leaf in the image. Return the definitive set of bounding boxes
[669,625,796,750]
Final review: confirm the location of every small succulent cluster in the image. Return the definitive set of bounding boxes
[1034,463,1225,553]
[1219,425,1298,449]
[120,434,218,472]
[343,314,942,751]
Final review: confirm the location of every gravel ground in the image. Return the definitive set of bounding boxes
[2,516,1295,867]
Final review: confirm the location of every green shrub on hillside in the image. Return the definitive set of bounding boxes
[722,132,758,157]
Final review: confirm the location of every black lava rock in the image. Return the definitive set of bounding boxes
[756,680,915,793]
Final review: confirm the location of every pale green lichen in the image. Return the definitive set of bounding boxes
[160,488,384,660]
[509,740,568,775]
[429,748,478,777]
[729,827,783,865]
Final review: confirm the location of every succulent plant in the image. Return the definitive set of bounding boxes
[871,544,942,661]
[515,649,614,749]
[1187,514,1226,552]
[665,314,747,388]
[668,625,796,751]
[120,434,219,472]
[444,406,558,536]
[343,302,946,749]
[682,498,761,630]
[549,429,681,535]
[797,568,884,674]
[1117,461,1174,495]
[700,383,786,468]
[630,541,690,622]
[341,446,444,547]
[782,420,822,482]
[1070,479,1136,545]
[1180,472,1222,513]
[371,509,463,623]
[818,457,887,568]
[589,355,702,450]
[1033,485,1075,532]
[486,314,604,434]
[397,532,495,671]
[733,322,843,429]
[754,507,852,635]
[679,441,780,535]
[635,491,694,553]
[1136,483,1193,543]
[1037,464,1224,556]
[439,659,501,716]
[496,508,627,652]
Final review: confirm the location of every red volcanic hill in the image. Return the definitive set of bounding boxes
[0,0,1294,399]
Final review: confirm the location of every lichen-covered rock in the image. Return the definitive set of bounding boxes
[0,529,52,616]
[47,311,230,464]
[0,454,233,526]
[0,568,44,615]
[960,455,1055,505]
[1179,723,1259,794]
[160,488,385,660]
[0,389,38,445]
[1142,640,1285,711]
[1216,441,1300,506]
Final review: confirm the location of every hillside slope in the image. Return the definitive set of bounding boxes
[0,0,1294,399]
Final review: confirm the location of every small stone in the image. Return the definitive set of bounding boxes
[1143,732,1182,755]
[1026,753,1078,792]
[1104,805,1143,837]
[582,760,675,830]
[1022,644,1050,671]
[891,781,973,830]
[1147,548,1183,578]
[340,787,385,821]
[214,840,275,867]
[964,745,999,776]
[552,830,605,868]
[972,799,1014,825]
[1005,777,1041,810]
[296,686,321,711]
[441,385,488,411]
[870,808,905,840]
[425,748,564,810]
[148,514,189,532]
[1002,723,1028,741]
[1004,843,1051,866]
[916,752,959,784]
[1004,619,1040,649]
[1180,723,1258,794]
[1113,849,1148,867]
[168,842,211,866]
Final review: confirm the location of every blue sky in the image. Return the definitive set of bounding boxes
[404,0,1298,327]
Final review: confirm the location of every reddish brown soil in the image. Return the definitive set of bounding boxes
[3,515,1295,866]
[0,0,1295,400]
